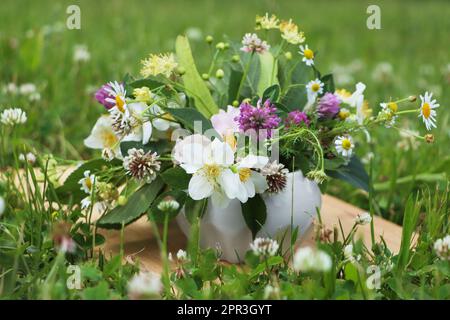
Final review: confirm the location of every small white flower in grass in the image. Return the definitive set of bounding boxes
[19,83,37,95]
[73,44,91,63]
[335,135,355,158]
[84,116,121,159]
[0,196,5,216]
[434,235,450,261]
[355,212,372,225]
[293,247,332,272]
[1,108,27,125]
[176,249,188,262]
[344,244,361,264]
[19,152,36,164]
[419,91,439,131]
[240,33,270,54]
[306,79,324,104]
[250,237,279,257]
[127,271,162,300]
[299,44,314,66]
[78,170,96,194]
[123,148,161,183]
[3,83,18,95]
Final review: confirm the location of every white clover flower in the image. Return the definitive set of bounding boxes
[19,152,36,164]
[343,244,361,264]
[240,33,270,54]
[176,249,188,262]
[335,135,355,158]
[1,108,27,125]
[355,212,372,225]
[419,91,439,131]
[19,83,37,95]
[127,271,162,300]
[73,44,91,63]
[299,44,314,66]
[123,148,161,183]
[293,247,332,272]
[157,198,180,213]
[434,235,450,261]
[78,170,96,194]
[0,196,5,217]
[250,237,279,257]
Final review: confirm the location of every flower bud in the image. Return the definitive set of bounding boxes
[201,73,209,80]
[231,55,240,63]
[216,42,225,50]
[408,95,417,102]
[205,35,214,44]
[424,134,434,143]
[284,51,293,60]
[176,66,186,76]
[118,195,127,206]
[215,69,224,79]
[232,100,239,107]
[224,42,230,49]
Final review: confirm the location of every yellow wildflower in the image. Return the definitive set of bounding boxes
[140,53,178,78]
[256,13,279,30]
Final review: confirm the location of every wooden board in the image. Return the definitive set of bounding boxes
[97,194,403,273]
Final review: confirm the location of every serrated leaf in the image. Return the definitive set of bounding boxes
[175,36,218,118]
[241,194,267,238]
[97,177,164,228]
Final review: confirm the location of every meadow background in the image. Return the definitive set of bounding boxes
[1,0,449,223]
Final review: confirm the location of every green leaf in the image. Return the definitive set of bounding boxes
[148,190,187,223]
[184,197,207,224]
[97,177,164,228]
[262,84,280,102]
[241,194,267,238]
[160,167,190,190]
[280,60,312,111]
[321,74,335,93]
[227,67,243,105]
[257,51,278,97]
[120,140,171,157]
[82,281,110,300]
[326,156,369,192]
[175,36,219,118]
[166,107,214,133]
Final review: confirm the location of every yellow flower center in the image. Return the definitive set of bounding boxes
[224,133,237,150]
[342,139,352,150]
[102,131,117,147]
[387,102,398,113]
[204,164,221,179]
[239,168,252,182]
[338,110,350,120]
[311,83,320,92]
[422,102,431,119]
[85,177,92,190]
[116,95,125,113]
[304,48,314,60]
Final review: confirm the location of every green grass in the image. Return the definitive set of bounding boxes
[0,0,449,300]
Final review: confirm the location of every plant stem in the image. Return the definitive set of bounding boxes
[235,52,254,101]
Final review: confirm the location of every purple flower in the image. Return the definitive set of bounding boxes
[285,110,310,127]
[95,83,115,110]
[317,93,341,119]
[235,99,281,139]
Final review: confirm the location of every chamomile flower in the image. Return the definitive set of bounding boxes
[140,53,178,78]
[306,79,324,103]
[419,91,439,130]
[379,102,398,128]
[299,44,314,66]
[79,170,96,194]
[335,135,355,158]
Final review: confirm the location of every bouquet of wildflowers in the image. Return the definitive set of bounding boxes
[53,14,440,235]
